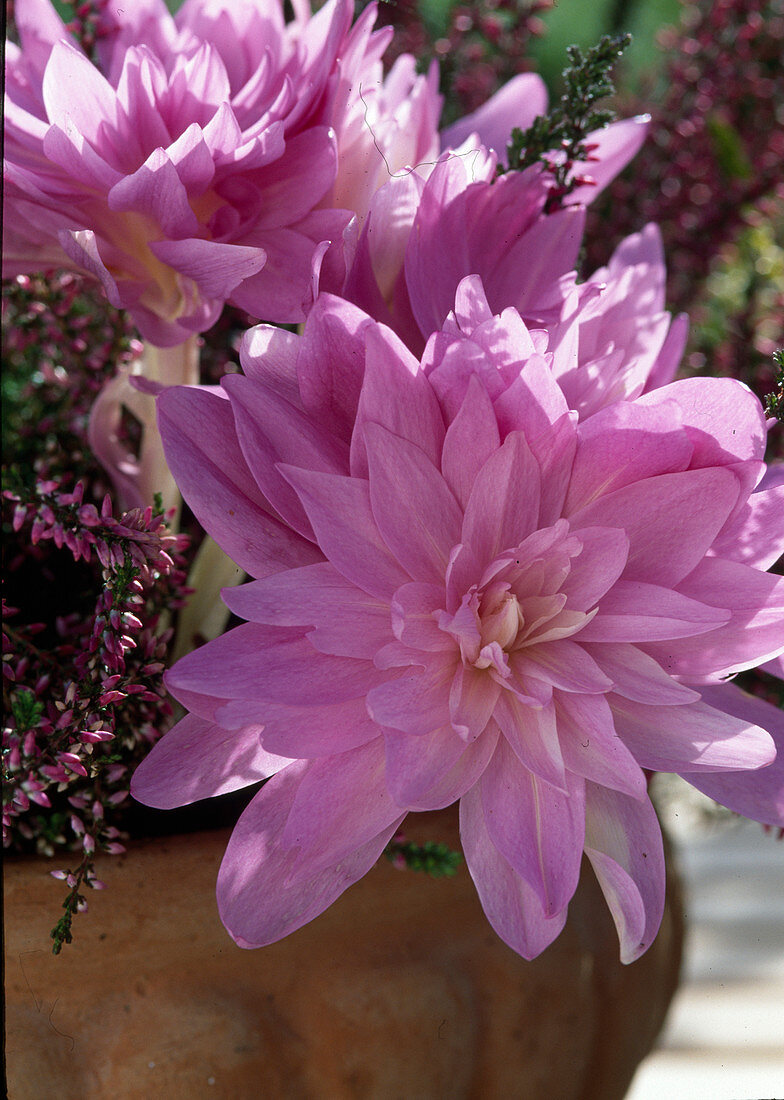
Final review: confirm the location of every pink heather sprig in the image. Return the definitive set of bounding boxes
[2,271,142,487]
[2,482,191,951]
[61,0,109,60]
[583,0,784,315]
[374,0,552,123]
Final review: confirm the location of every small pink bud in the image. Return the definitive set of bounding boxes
[28,789,52,808]
[58,752,88,777]
[98,690,127,706]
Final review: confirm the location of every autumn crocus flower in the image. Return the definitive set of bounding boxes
[3,0,388,343]
[132,287,784,962]
[341,116,652,354]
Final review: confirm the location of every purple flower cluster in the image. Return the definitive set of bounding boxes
[2,271,143,490]
[374,0,553,123]
[584,0,784,316]
[2,478,190,948]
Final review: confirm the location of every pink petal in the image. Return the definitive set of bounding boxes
[42,121,124,191]
[239,324,300,404]
[150,237,267,299]
[157,385,316,566]
[493,693,567,791]
[224,372,348,537]
[383,722,488,809]
[42,40,120,147]
[484,205,585,319]
[390,582,452,652]
[441,73,549,158]
[350,324,445,479]
[710,471,784,571]
[638,377,768,466]
[569,467,740,587]
[566,399,693,513]
[586,643,700,705]
[491,351,570,449]
[162,122,216,193]
[441,374,501,509]
[169,623,388,706]
[556,692,647,799]
[610,695,776,773]
[296,293,375,443]
[362,172,425,303]
[279,738,402,873]
[577,579,730,642]
[584,782,665,963]
[108,148,200,237]
[760,655,783,680]
[405,721,501,811]
[279,466,410,599]
[459,782,569,959]
[512,641,613,694]
[15,0,73,71]
[426,333,498,423]
[222,563,392,659]
[452,274,495,329]
[565,116,650,206]
[685,683,784,827]
[225,695,381,757]
[561,527,629,610]
[131,714,290,809]
[58,229,125,309]
[365,423,462,585]
[244,125,340,228]
[644,311,689,392]
[366,653,456,735]
[158,385,320,577]
[449,664,501,741]
[479,737,585,916]
[217,762,405,948]
[229,219,341,324]
[646,559,784,681]
[461,431,540,570]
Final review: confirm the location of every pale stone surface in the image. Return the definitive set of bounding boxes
[626,815,784,1100]
[5,809,683,1099]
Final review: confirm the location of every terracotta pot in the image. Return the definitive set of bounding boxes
[5,808,682,1099]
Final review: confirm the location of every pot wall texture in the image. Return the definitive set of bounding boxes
[4,809,683,1099]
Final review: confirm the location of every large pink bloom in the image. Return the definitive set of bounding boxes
[132,289,784,962]
[3,0,394,342]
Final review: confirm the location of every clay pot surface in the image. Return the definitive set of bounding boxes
[5,809,682,1099]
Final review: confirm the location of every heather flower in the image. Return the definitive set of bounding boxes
[132,287,784,962]
[3,0,386,341]
[2,475,191,948]
[373,0,553,125]
[583,0,784,316]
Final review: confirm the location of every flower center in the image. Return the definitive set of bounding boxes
[478,584,523,651]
